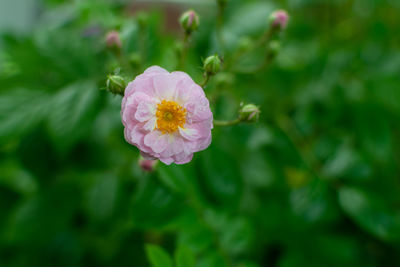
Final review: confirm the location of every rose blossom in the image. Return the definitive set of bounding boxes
[121,66,213,165]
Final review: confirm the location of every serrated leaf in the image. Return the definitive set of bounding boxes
[47,80,100,151]
[0,89,50,144]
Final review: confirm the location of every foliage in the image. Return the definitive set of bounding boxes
[0,0,400,266]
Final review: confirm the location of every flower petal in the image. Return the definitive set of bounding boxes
[135,100,156,122]
[153,73,179,100]
[144,131,169,153]
[144,66,169,75]
[143,116,157,131]
[179,127,201,141]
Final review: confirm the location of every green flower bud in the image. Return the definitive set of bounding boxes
[106,75,126,96]
[203,54,221,75]
[239,104,260,123]
[179,10,199,35]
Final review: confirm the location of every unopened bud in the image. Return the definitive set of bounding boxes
[179,10,199,35]
[139,157,158,172]
[269,10,289,30]
[203,54,221,75]
[106,75,126,95]
[239,104,260,123]
[106,30,122,48]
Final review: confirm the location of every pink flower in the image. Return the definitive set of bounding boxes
[121,66,213,165]
[270,10,289,30]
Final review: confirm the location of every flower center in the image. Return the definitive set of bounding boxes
[156,100,186,134]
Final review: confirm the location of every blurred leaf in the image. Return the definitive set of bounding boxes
[175,244,196,267]
[47,80,101,151]
[199,146,242,207]
[221,2,275,51]
[0,159,37,195]
[339,187,400,241]
[0,89,49,144]
[145,244,173,267]
[85,172,119,222]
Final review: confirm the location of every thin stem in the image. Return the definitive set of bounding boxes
[216,5,225,53]
[178,34,190,70]
[233,52,275,74]
[225,27,277,70]
[200,73,210,88]
[214,118,241,127]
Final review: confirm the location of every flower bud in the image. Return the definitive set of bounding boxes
[269,10,289,30]
[105,30,122,48]
[203,54,221,75]
[138,157,158,172]
[239,104,260,123]
[106,75,126,95]
[179,10,199,35]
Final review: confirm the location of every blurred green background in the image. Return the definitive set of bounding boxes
[1,0,400,266]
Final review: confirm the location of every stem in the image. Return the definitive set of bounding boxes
[216,4,225,52]
[225,27,277,70]
[200,73,210,88]
[214,118,241,126]
[178,34,190,70]
[233,52,275,74]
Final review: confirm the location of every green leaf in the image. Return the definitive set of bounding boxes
[0,89,49,144]
[145,244,173,267]
[199,146,242,207]
[47,80,101,151]
[174,245,195,267]
[85,173,119,222]
[0,159,37,195]
[339,187,400,241]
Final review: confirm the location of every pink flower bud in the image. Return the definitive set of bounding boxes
[139,157,158,172]
[269,10,289,30]
[106,30,122,48]
[179,10,199,34]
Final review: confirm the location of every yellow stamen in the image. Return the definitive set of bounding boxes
[156,100,186,134]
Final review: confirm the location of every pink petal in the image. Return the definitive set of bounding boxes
[173,152,194,164]
[153,73,179,100]
[144,66,169,75]
[135,100,156,122]
[144,131,169,153]
[179,127,201,141]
